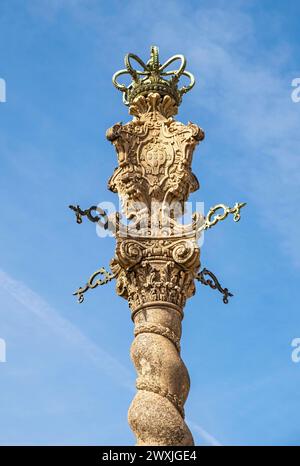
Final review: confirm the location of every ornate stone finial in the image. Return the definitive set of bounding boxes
[112,45,195,106]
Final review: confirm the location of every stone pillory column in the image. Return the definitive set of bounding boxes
[69,45,246,446]
[108,46,203,446]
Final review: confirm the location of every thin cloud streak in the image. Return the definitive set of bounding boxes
[188,420,223,446]
[0,268,221,446]
[0,269,134,391]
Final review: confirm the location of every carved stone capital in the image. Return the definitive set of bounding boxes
[111,236,200,314]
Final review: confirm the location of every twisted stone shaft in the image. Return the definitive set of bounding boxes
[128,303,194,446]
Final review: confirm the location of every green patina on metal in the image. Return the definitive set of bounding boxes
[112,45,195,106]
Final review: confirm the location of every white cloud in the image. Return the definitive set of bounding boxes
[188,419,223,446]
[145,2,300,267]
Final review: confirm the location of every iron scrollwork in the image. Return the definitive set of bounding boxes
[196,268,233,304]
[73,267,115,303]
[201,202,246,231]
[69,204,108,229]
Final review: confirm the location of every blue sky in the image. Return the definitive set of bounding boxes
[0,0,300,446]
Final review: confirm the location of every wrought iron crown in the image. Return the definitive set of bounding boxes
[112,45,195,106]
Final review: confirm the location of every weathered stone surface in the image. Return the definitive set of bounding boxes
[128,391,194,446]
[108,92,204,445]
